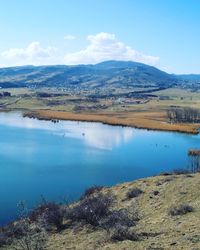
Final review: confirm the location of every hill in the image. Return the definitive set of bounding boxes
[175,74,200,91]
[0,61,178,92]
[2,172,200,250]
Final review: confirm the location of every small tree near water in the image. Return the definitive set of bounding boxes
[188,149,200,173]
[11,201,47,250]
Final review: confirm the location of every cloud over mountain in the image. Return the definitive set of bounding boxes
[1,33,159,67]
[1,42,58,66]
[64,32,159,65]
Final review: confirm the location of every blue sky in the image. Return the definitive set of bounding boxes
[0,0,200,73]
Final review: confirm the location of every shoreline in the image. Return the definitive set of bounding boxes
[23,109,200,135]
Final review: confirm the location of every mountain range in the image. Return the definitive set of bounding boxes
[0,61,199,91]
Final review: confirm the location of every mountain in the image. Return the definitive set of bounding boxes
[0,60,197,91]
[174,74,200,91]
[177,74,200,81]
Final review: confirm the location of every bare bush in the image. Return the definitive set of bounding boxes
[169,204,194,216]
[172,169,191,175]
[110,224,139,242]
[188,149,200,173]
[126,188,143,199]
[12,219,47,250]
[67,192,114,226]
[29,202,66,231]
[80,185,104,199]
[0,217,47,250]
[159,168,191,176]
[100,208,139,231]
[167,107,200,123]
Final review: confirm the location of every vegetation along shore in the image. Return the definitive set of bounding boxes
[24,109,200,135]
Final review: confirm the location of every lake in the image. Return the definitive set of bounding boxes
[0,111,200,225]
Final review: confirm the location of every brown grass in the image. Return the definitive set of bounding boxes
[42,173,200,250]
[188,149,200,156]
[24,109,199,134]
[4,173,200,250]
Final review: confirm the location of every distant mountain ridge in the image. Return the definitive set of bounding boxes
[0,60,198,90]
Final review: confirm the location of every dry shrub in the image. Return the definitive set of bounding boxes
[29,202,66,231]
[80,185,104,199]
[126,188,143,199]
[169,204,194,216]
[67,192,114,226]
[110,224,139,242]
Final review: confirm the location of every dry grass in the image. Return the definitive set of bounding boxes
[1,87,200,134]
[4,173,200,250]
[3,174,200,249]
[39,173,200,250]
[25,109,199,134]
[188,149,200,156]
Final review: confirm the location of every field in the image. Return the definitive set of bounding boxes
[0,87,200,134]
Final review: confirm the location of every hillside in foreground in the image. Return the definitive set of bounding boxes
[2,172,200,250]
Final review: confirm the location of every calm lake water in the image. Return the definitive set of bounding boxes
[0,112,200,225]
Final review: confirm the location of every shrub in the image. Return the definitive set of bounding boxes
[126,188,143,199]
[0,218,47,250]
[0,201,52,249]
[80,185,104,199]
[0,211,36,247]
[153,190,159,196]
[110,224,138,242]
[159,169,191,176]
[0,230,11,247]
[0,223,22,240]
[100,208,138,231]
[67,192,114,226]
[159,172,171,176]
[169,204,194,216]
[172,169,191,175]
[29,202,65,231]
[12,219,47,250]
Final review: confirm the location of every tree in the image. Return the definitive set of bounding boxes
[188,149,200,173]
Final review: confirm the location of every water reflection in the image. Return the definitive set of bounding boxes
[0,112,134,150]
[63,123,134,150]
[0,111,200,225]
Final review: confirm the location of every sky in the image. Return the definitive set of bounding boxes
[0,0,200,74]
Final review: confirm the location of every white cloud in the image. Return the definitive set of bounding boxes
[1,42,59,66]
[0,33,160,67]
[64,32,159,65]
[64,35,76,40]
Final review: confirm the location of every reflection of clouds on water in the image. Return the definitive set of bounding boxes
[0,112,135,150]
[63,123,134,150]
[0,112,54,130]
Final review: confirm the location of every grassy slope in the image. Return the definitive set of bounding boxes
[8,174,195,250]
[46,173,200,250]
[2,174,200,249]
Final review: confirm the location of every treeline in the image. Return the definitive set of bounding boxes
[167,107,200,123]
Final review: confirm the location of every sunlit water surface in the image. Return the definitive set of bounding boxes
[0,112,200,224]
